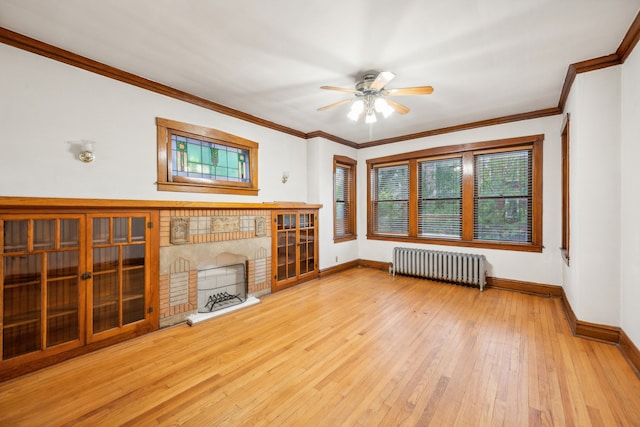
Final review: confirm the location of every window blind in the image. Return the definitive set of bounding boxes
[474,149,532,242]
[418,157,462,238]
[335,163,353,237]
[371,163,409,235]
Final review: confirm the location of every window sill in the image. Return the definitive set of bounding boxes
[157,182,259,196]
[334,235,357,243]
[366,234,543,253]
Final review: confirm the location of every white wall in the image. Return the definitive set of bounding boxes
[563,66,622,327]
[621,45,640,345]
[0,44,308,203]
[561,81,579,313]
[308,137,359,270]
[356,116,563,286]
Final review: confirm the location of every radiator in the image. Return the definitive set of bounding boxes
[391,247,487,291]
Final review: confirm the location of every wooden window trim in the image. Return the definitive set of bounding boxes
[333,155,357,242]
[366,134,544,253]
[369,161,411,237]
[156,117,259,195]
[561,114,570,265]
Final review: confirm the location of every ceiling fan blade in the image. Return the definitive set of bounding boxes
[384,98,410,115]
[369,71,395,91]
[320,85,357,93]
[383,86,434,96]
[317,99,353,111]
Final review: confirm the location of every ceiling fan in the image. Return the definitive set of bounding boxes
[317,71,433,123]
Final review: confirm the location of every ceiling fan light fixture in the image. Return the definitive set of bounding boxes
[365,112,377,124]
[347,99,364,121]
[374,98,394,118]
[318,70,429,123]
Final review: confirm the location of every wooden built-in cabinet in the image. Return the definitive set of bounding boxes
[272,210,319,292]
[1,211,158,379]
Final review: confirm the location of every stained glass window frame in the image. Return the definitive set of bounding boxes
[156,118,259,195]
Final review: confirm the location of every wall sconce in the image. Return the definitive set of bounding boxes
[281,171,289,184]
[78,140,95,163]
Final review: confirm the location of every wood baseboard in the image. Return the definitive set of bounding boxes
[357,259,390,271]
[320,259,390,278]
[319,260,359,277]
[559,288,621,344]
[620,329,640,377]
[560,288,579,336]
[486,276,563,297]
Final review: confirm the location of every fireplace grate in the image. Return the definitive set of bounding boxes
[205,292,244,311]
[197,262,247,313]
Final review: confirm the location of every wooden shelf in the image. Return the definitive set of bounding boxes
[47,306,78,319]
[0,196,322,211]
[123,265,144,271]
[93,298,118,309]
[3,311,40,328]
[4,279,40,289]
[93,269,118,276]
[48,275,78,283]
[3,245,28,252]
[123,293,144,302]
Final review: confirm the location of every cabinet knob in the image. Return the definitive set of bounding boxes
[81,272,92,280]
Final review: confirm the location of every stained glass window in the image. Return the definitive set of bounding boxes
[171,135,250,183]
[156,117,259,195]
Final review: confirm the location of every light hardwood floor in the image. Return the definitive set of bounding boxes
[1,268,639,426]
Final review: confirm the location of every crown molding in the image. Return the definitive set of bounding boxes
[305,131,359,148]
[617,10,640,63]
[358,108,560,148]
[558,9,640,112]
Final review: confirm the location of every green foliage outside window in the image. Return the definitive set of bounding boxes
[373,164,409,234]
[474,150,531,242]
[419,158,462,238]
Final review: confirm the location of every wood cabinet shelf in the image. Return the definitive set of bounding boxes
[47,275,78,283]
[123,293,144,302]
[93,298,118,309]
[3,312,41,328]
[3,280,40,289]
[93,269,118,276]
[47,306,79,319]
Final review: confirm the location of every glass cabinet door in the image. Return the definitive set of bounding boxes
[275,213,297,281]
[1,216,83,361]
[88,215,148,341]
[272,210,318,292]
[298,213,316,277]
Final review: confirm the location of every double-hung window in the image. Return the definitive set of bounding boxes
[367,135,543,252]
[370,162,409,236]
[474,148,532,243]
[418,156,463,239]
[334,156,357,242]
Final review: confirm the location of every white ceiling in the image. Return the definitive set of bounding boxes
[1,0,639,144]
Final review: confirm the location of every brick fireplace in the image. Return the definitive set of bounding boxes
[158,209,272,327]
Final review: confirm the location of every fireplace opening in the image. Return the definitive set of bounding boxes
[197,263,247,313]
